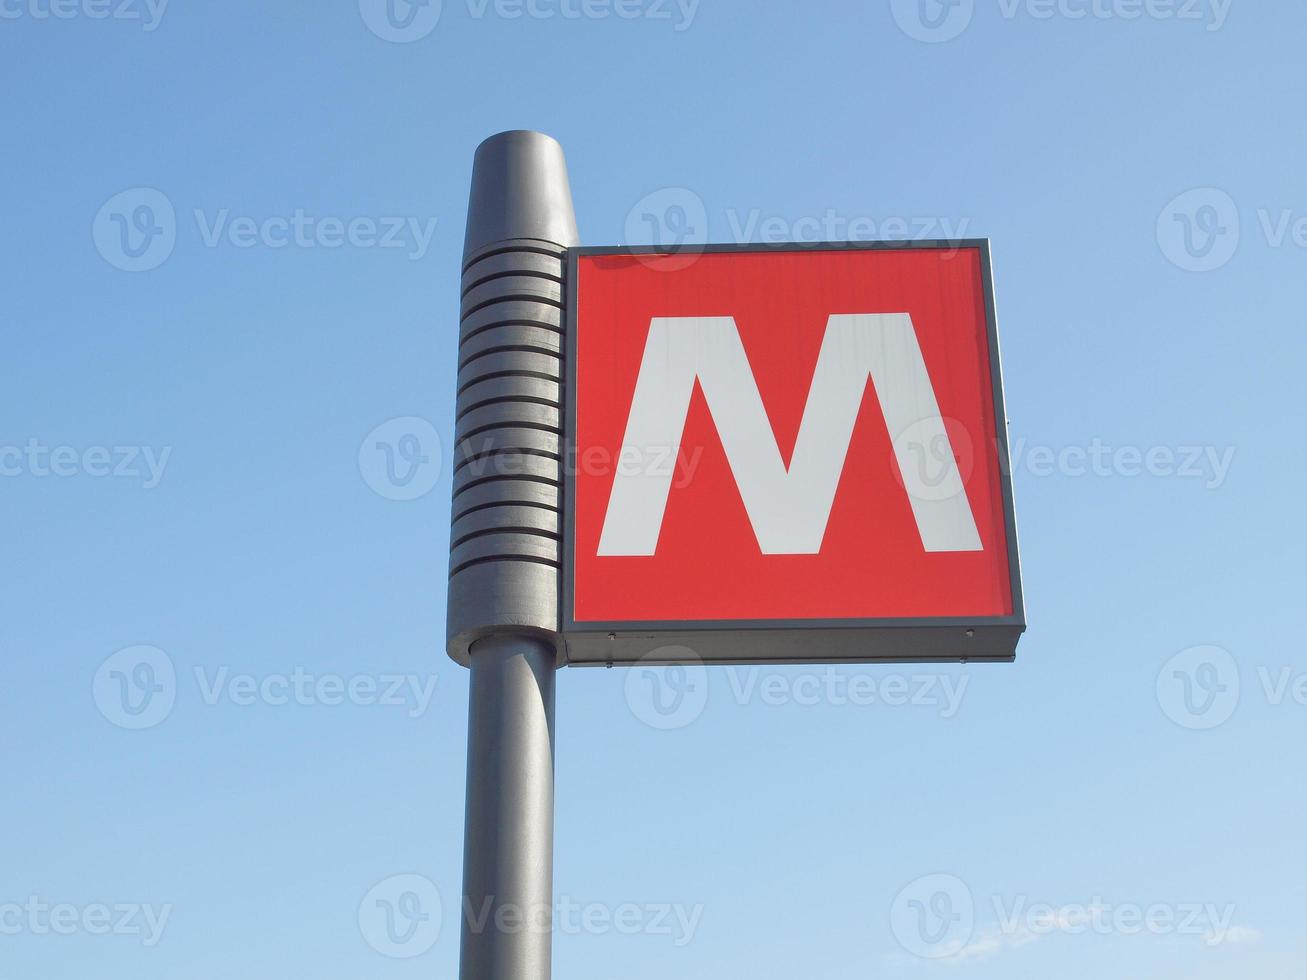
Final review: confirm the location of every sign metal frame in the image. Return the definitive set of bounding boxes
[561,240,1025,667]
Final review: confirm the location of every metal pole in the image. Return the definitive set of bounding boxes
[461,635,556,980]
[448,131,579,980]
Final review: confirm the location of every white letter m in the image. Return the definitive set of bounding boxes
[597,314,983,556]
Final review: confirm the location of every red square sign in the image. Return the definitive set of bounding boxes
[563,243,1023,665]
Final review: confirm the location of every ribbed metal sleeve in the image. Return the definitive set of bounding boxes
[446,132,578,665]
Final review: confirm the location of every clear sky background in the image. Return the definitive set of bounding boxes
[2,1,1304,978]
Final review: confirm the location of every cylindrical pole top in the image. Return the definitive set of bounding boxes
[463,130,580,260]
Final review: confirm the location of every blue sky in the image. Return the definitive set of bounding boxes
[2,1,1305,978]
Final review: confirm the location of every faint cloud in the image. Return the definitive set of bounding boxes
[935,920,1043,966]
[1208,924,1262,946]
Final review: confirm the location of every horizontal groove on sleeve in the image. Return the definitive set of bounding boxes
[462,245,564,270]
[461,276,562,313]
[451,495,560,523]
[453,449,560,479]
[455,421,561,445]
[459,342,562,372]
[460,291,563,321]
[452,467,561,498]
[455,372,561,402]
[460,320,565,351]
[456,417,561,443]
[462,247,564,281]
[457,400,561,428]
[449,554,561,579]
[448,532,559,569]
[460,301,562,340]
[460,271,564,306]
[460,258,564,297]
[462,238,566,272]
[459,322,564,355]
[450,524,560,551]
[455,368,560,397]
[453,451,560,479]
[458,349,560,380]
[450,479,561,518]
[452,504,560,535]
[455,390,561,423]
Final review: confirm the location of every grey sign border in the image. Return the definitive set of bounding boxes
[560,240,1025,666]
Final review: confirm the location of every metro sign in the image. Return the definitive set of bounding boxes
[562,242,1024,665]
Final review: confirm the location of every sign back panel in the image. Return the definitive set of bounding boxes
[563,242,1023,665]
